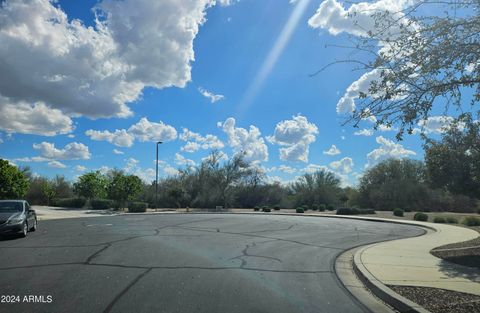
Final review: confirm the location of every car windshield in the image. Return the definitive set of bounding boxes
[0,202,23,212]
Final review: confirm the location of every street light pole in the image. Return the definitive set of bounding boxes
[155,141,163,212]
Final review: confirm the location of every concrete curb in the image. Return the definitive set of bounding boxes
[353,244,432,313]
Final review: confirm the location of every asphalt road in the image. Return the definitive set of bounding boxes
[0,213,424,313]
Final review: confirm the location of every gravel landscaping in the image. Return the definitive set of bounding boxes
[431,233,480,269]
[389,285,480,313]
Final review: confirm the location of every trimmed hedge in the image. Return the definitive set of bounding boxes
[446,216,458,224]
[462,216,480,226]
[433,217,446,223]
[296,207,305,213]
[262,206,271,212]
[128,202,148,213]
[254,206,260,211]
[393,208,404,217]
[273,206,281,211]
[327,204,335,211]
[414,212,428,221]
[361,208,376,214]
[312,204,319,211]
[336,208,360,215]
[53,197,86,208]
[90,199,113,210]
[318,204,326,212]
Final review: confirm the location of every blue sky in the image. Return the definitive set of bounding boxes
[0,0,453,186]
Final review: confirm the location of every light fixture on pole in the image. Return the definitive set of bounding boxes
[155,141,163,211]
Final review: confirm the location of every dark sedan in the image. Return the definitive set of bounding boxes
[0,200,37,237]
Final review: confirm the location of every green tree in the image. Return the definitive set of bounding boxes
[358,158,428,210]
[41,180,56,206]
[0,159,29,199]
[291,170,341,208]
[73,171,107,200]
[424,115,480,198]
[107,170,143,207]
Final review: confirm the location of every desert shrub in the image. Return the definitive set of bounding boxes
[90,199,113,210]
[128,202,148,213]
[53,197,86,208]
[446,216,458,224]
[462,216,480,226]
[254,206,260,211]
[336,208,361,215]
[273,206,280,211]
[433,217,447,223]
[296,207,304,213]
[393,208,404,217]
[414,212,428,221]
[318,204,326,212]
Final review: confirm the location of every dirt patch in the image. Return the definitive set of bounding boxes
[389,285,480,313]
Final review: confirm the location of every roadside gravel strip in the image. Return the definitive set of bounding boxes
[389,286,480,313]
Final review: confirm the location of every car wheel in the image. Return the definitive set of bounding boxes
[20,222,28,238]
[30,219,37,232]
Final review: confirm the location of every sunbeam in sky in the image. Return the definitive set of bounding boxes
[236,0,312,116]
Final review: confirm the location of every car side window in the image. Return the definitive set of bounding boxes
[25,202,30,211]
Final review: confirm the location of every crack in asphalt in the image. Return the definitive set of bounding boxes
[103,268,152,313]
[0,261,333,274]
[177,225,345,250]
[229,241,283,268]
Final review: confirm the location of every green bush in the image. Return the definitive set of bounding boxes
[414,212,428,221]
[462,216,480,226]
[318,204,326,212]
[128,202,148,213]
[446,216,458,224]
[393,208,404,217]
[53,197,86,208]
[262,206,271,212]
[433,217,447,223]
[296,207,304,213]
[336,208,361,215]
[312,204,319,211]
[90,199,113,210]
[302,204,309,211]
[327,204,335,211]
[273,206,280,211]
[254,206,260,211]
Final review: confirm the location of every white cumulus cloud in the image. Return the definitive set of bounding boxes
[198,87,225,103]
[85,129,135,147]
[179,128,224,153]
[48,160,67,169]
[268,115,318,163]
[220,117,268,163]
[0,0,232,134]
[323,144,341,155]
[329,157,354,174]
[366,136,416,167]
[33,142,91,160]
[175,153,196,167]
